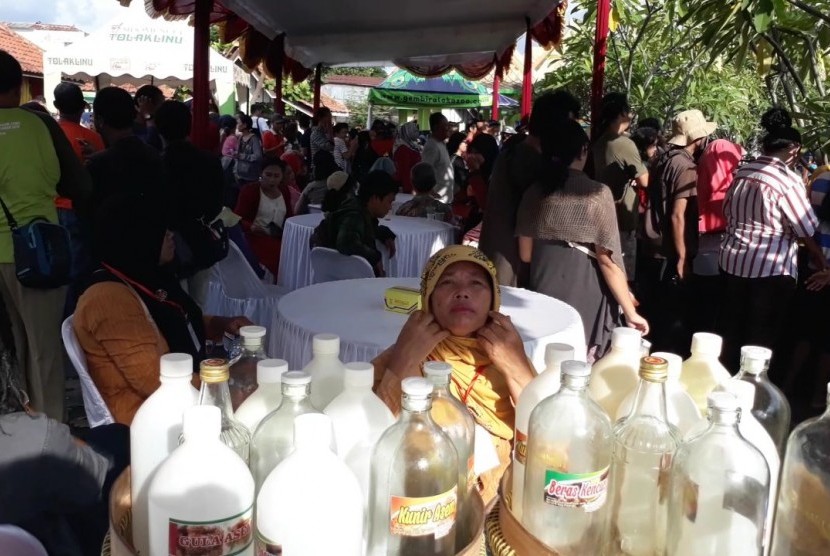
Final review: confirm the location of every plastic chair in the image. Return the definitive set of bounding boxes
[310,247,375,284]
[61,316,114,428]
[204,242,287,356]
[0,525,48,556]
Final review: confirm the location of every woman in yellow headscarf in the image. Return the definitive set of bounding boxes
[373,245,536,504]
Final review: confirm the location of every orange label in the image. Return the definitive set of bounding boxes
[515,429,528,465]
[390,486,457,539]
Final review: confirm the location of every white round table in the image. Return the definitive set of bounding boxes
[277,214,455,290]
[274,277,586,370]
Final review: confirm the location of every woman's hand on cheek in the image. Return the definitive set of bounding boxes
[477,312,535,382]
[389,310,450,378]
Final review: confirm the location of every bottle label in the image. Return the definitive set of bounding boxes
[390,486,457,539]
[515,429,528,465]
[467,454,476,489]
[168,505,253,555]
[254,530,282,556]
[543,467,609,512]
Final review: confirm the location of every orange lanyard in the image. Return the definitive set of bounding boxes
[101,263,188,318]
[452,365,488,405]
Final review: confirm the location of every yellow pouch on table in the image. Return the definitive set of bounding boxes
[384,287,421,315]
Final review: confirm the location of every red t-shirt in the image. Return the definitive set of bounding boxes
[697,139,744,233]
[58,119,105,163]
[262,130,286,159]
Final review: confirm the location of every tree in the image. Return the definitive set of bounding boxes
[323,66,387,78]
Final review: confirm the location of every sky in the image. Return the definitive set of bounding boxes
[0,0,124,33]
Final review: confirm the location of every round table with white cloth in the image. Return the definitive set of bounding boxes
[277,214,455,290]
[274,277,586,370]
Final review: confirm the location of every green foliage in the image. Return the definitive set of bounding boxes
[345,99,395,128]
[209,25,231,54]
[323,66,387,78]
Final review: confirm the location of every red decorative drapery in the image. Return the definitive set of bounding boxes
[591,0,611,137]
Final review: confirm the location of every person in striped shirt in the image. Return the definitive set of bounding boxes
[718,109,828,373]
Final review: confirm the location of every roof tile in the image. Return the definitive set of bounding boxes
[0,24,44,75]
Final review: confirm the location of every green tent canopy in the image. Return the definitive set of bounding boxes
[368,69,519,109]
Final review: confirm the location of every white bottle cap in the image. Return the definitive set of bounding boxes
[718,380,754,411]
[544,343,575,367]
[182,405,220,439]
[707,391,739,412]
[401,377,433,398]
[312,333,340,355]
[257,359,288,384]
[344,362,374,387]
[293,413,334,450]
[423,361,453,378]
[240,325,266,344]
[740,346,772,375]
[281,370,312,386]
[691,332,723,357]
[160,353,193,379]
[610,327,642,351]
[652,352,683,382]
[561,360,591,377]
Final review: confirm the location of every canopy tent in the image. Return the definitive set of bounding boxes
[42,1,236,113]
[369,69,519,110]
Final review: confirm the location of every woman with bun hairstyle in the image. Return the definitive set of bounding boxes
[718,108,829,372]
[516,119,649,360]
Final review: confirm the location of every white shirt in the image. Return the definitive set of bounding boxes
[254,190,287,229]
[422,136,454,203]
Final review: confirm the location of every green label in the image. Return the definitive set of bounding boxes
[543,467,609,512]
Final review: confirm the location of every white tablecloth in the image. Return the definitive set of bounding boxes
[274,278,586,370]
[277,214,455,290]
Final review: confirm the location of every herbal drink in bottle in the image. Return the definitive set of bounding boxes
[229,325,268,410]
[197,358,251,464]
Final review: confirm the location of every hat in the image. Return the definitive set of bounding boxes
[326,171,349,191]
[420,245,501,314]
[53,82,87,114]
[668,110,717,147]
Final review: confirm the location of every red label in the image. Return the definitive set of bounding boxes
[168,505,253,555]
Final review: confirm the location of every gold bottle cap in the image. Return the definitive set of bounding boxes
[639,356,668,383]
[199,358,229,383]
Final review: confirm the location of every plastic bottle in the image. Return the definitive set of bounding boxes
[229,325,268,410]
[256,413,364,555]
[680,332,731,414]
[589,327,643,417]
[523,360,613,553]
[423,361,476,549]
[608,356,681,556]
[198,358,251,464]
[304,333,346,409]
[617,352,702,435]
[734,346,791,457]
[234,359,288,433]
[131,353,198,556]
[770,383,830,555]
[148,405,255,556]
[666,392,770,556]
[512,343,574,521]
[323,362,395,514]
[250,370,322,491]
[367,377,458,556]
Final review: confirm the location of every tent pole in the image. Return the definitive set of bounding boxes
[193,0,213,149]
[312,63,322,111]
[274,34,285,116]
[520,18,533,119]
[492,64,501,121]
[591,0,611,138]
[366,103,373,130]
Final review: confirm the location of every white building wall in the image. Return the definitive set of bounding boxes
[321,83,370,105]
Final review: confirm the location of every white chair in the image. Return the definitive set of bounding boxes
[0,525,48,556]
[61,316,114,428]
[204,242,287,356]
[310,247,375,284]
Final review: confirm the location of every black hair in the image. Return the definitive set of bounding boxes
[0,50,23,95]
[358,170,398,205]
[528,89,581,137]
[429,112,447,132]
[638,117,662,132]
[468,133,500,182]
[446,132,466,156]
[348,127,359,140]
[356,130,372,149]
[218,114,237,133]
[314,107,332,122]
[761,107,801,153]
[261,158,287,176]
[93,86,138,130]
[540,119,590,193]
[321,173,358,212]
[237,113,254,130]
[297,113,311,128]
[284,121,299,142]
[631,126,660,160]
[597,92,631,135]
[313,150,339,181]
[333,122,349,135]
[155,100,192,142]
[411,162,437,193]
[134,84,164,105]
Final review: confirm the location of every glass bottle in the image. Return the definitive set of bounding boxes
[234,359,287,433]
[197,358,251,464]
[513,343,574,521]
[771,383,830,555]
[734,346,791,457]
[249,370,322,491]
[666,392,770,556]
[229,325,268,411]
[523,360,613,554]
[423,361,475,549]
[589,327,643,418]
[304,333,346,409]
[608,356,680,556]
[367,377,458,556]
[680,332,731,414]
